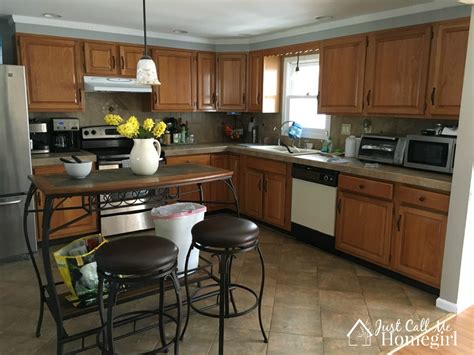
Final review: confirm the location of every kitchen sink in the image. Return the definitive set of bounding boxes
[238,144,317,156]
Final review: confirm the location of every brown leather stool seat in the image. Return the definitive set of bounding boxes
[191,215,259,249]
[96,235,178,275]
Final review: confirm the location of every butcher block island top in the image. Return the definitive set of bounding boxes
[29,163,233,196]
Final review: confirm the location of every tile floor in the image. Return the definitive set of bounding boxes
[0,225,448,354]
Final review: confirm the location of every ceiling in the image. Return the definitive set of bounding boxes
[0,0,463,43]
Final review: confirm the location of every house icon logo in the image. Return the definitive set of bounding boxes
[347,319,373,346]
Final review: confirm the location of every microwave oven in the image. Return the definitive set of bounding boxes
[403,135,456,174]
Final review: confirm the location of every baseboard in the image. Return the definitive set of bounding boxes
[291,222,335,252]
[436,297,459,313]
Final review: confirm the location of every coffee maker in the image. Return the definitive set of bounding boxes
[51,118,81,152]
[29,120,51,154]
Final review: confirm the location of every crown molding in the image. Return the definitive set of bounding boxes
[11,0,464,46]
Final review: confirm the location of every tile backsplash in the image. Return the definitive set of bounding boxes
[29,92,457,149]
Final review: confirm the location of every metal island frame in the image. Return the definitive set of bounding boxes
[22,163,239,354]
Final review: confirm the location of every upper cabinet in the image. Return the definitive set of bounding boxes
[364,25,432,115]
[119,45,146,77]
[17,34,84,112]
[318,34,367,114]
[427,18,470,117]
[248,51,263,112]
[84,41,119,76]
[196,52,217,111]
[262,56,282,113]
[84,42,144,77]
[151,48,196,112]
[217,53,247,111]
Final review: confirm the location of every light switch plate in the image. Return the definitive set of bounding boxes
[341,123,351,135]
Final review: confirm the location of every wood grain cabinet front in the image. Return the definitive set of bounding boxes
[119,45,146,77]
[427,18,470,117]
[17,34,84,112]
[83,41,119,76]
[247,51,264,112]
[151,49,196,112]
[33,165,98,240]
[196,52,217,111]
[216,53,247,111]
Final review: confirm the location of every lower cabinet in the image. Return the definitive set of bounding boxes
[335,174,449,288]
[33,165,98,240]
[335,191,393,267]
[242,156,290,230]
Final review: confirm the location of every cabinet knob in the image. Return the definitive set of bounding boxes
[359,184,365,189]
[419,196,426,202]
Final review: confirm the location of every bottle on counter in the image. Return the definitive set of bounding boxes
[344,135,357,157]
[172,132,180,144]
[180,124,187,144]
[163,131,171,145]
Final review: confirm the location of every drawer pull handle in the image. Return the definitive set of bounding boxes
[397,214,402,232]
[359,184,365,189]
[337,198,342,214]
[258,179,262,191]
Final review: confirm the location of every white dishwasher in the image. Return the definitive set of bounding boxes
[291,164,338,249]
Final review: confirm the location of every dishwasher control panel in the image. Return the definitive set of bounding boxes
[292,164,338,187]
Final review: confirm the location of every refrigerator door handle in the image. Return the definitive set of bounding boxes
[0,199,22,206]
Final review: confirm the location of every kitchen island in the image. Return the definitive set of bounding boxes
[23,163,237,354]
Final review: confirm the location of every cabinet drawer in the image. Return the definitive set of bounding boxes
[399,186,449,213]
[245,156,286,175]
[339,175,393,200]
[166,154,211,166]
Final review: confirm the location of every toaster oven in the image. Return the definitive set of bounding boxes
[357,135,407,165]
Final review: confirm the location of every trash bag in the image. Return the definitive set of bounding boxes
[53,234,107,307]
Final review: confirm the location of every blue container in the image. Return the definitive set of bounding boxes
[288,122,303,140]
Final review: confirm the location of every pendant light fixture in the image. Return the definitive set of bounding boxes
[136,0,161,85]
[295,54,300,72]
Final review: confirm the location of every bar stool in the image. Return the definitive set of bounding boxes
[95,235,182,354]
[181,216,268,355]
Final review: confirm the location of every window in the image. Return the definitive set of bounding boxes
[281,54,330,139]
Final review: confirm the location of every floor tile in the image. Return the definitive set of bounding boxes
[321,310,373,339]
[277,269,318,288]
[319,290,368,315]
[323,337,381,354]
[317,268,361,292]
[267,332,324,355]
[209,328,267,355]
[271,304,322,336]
[274,284,319,310]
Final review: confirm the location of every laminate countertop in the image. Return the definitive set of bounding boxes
[30,143,452,192]
[31,150,97,168]
[163,143,452,192]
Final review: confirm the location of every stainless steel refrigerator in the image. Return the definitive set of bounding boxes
[0,65,37,260]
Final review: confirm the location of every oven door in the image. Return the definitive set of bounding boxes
[403,136,455,173]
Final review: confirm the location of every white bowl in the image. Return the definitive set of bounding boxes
[64,161,92,179]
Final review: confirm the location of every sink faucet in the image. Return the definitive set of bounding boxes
[273,120,296,146]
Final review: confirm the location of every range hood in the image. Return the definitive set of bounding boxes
[84,76,152,93]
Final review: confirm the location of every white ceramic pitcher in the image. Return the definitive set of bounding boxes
[129,138,161,175]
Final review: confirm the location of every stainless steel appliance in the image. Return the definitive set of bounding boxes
[404,135,456,174]
[81,125,165,236]
[0,65,37,260]
[29,121,51,154]
[51,118,81,152]
[357,134,407,165]
[291,164,338,250]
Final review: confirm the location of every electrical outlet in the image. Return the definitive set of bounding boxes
[341,123,351,135]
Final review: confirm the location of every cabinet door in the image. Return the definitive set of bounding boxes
[262,55,282,113]
[217,53,247,111]
[263,172,287,228]
[318,35,367,114]
[119,45,145,77]
[151,49,196,111]
[18,35,84,112]
[365,25,431,115]
[243,169,263,219]
[248,51,263,112]
[393,206,447,287]
[196,52,216,111]
[34,165,98,240]
[166,154,211,202]
[335,191,393,266]
[209,154,229,211]
[83,42,119,76]
[427,19,470,117]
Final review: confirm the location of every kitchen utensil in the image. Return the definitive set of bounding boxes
[60,157,76,164]
[71,155,83,163]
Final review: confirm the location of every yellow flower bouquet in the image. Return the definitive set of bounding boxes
[104,114,166,139]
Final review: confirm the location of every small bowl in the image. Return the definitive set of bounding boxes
[64,161,92,179]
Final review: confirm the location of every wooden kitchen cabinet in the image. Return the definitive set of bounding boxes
[17,34,84,112]
[209,154,229,211]
[242,156,290,229]
[33,165,98,240]
[151,49,196,112]
[364,25,432,115]
[393,206,447,287]
[336,175,394,267]
[83,41,119,76]
[196,52,217,111]
[248,51,263,112]
[119,45,146,77]
[427,18,470,117]
[166,154,211,202]
[318,34,367,114]
[216,53,247,111]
